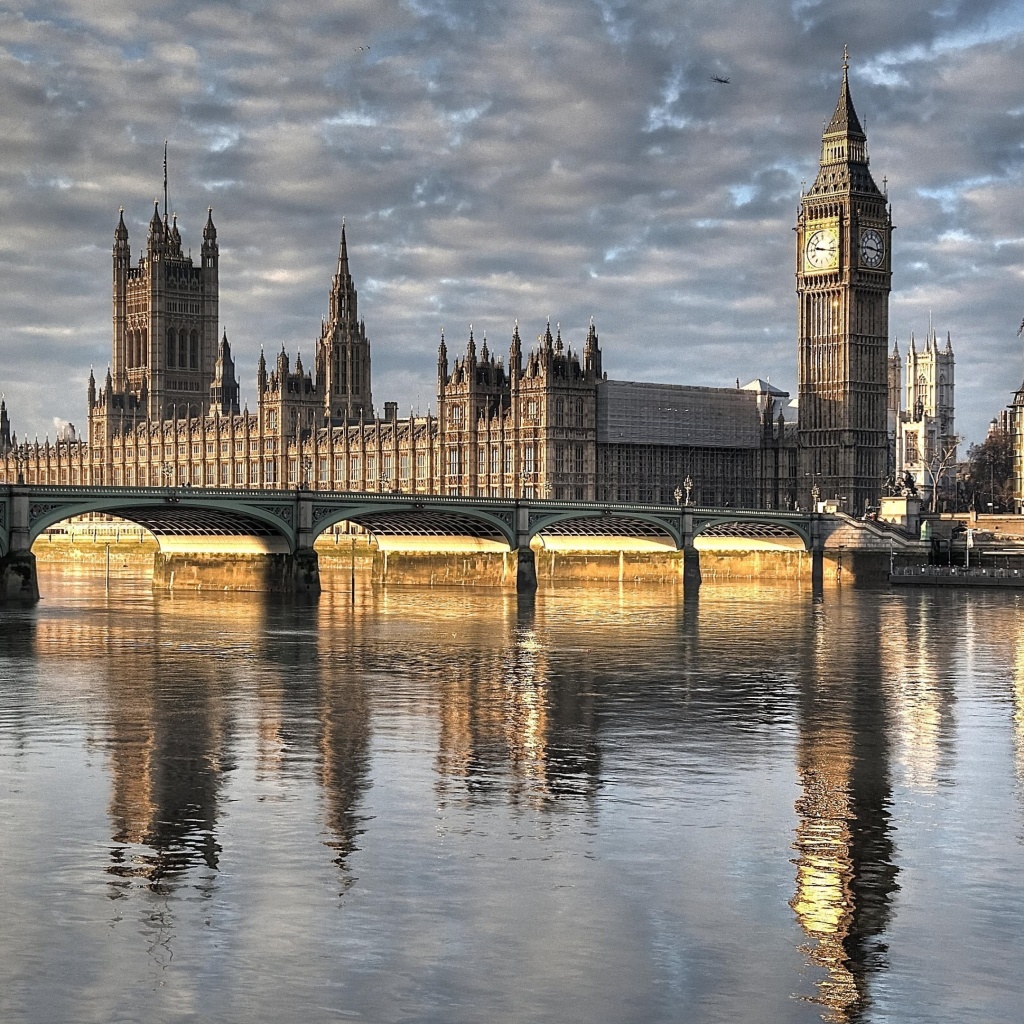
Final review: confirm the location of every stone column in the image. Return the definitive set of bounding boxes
[514,502,537,593]
[682,507,700,599]
[0,491,40,603]
[810,513,824,598]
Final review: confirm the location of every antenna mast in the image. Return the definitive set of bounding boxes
[163,140,169,217]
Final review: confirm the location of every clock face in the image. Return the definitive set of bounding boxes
[860,228,884,268]
[805,227,839,270]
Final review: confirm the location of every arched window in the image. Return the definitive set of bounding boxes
[190,330,199,369]
[179,332,189,369]
[167,328,176,368]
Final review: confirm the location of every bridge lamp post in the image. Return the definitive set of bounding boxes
[13,443,27,485]
[161,464,178,503]
[301,455,312,490]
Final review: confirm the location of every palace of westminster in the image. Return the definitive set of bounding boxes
[1,60,975,512]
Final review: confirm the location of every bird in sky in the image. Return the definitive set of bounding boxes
[710,75,730,84]
[1018,316,1024,337]
[353,45,370,52]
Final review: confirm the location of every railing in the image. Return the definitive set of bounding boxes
[891,564,1024,580]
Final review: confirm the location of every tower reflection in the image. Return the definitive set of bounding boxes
[432,590,601,810]
[791,596,899,1022]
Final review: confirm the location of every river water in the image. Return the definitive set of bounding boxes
[1,569,1022,1023]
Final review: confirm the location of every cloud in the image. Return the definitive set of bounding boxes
[0,0,1022,445]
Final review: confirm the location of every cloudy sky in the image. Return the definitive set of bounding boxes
[1,0,1022,446]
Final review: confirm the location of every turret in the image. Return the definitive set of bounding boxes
[584,318,602,378]
[201,207,218,269]
[210,329,240,415]
[509,321,522,379]
[437,328,449,383]
[257,347,267,394]
[147,200,164,252]
[87,368,97,408]
[0,397,10,451]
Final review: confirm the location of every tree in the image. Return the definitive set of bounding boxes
[963,430,1015,512]
[925,435,962,512]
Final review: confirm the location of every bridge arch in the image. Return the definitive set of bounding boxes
[692,514,812,550]
[308,500,518,550]
[25,491,298,553]
[527,509,683,548]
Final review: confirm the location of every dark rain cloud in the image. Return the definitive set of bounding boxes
[1,0,1022,443]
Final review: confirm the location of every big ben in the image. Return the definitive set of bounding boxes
[797,50,892,513]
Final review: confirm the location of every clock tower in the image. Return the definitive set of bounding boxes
[797,51,892,514]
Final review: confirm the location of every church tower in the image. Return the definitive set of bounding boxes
[316,222,372,424]
[797,51,892,513]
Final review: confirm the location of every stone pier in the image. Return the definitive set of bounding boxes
[0,549,39,603]
[151,537,320,595]
[0,492,39,603]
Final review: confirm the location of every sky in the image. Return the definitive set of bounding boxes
[0,0,1022,448]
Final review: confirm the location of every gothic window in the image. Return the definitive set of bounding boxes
[574,445,584,474]
[523,443,536,474]
[319,458,328,481]
[490,447,500,475]
[505,446,514,475]
[478,447,486,475]
[179,333,189,369]
[335,457,344,479]
[249,463,260,484]
[527,399,538,420]
[349,455,359,480]
[555,446,565,474]
[416,452,426,479]
[400,454,410,480]
[555,398,564,427]
[235,464,245,485]
[167,329,177,368]
[190,331,200,369]
[447,448,461,478]
[450,405,463,427]
[267,410,278,430]
[575,398,584,427]
[265,462,276,484]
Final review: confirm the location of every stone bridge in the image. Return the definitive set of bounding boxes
[0,484,827,601]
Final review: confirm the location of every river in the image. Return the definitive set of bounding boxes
[1,568,1022,1023]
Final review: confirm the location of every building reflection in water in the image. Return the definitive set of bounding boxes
[878,593,958,792]
[1012,614,1024,792]
[99,594,245,898]
[432,591,600,812]
[791,596,899,1023]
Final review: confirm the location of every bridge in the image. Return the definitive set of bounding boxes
[0,484,826,601]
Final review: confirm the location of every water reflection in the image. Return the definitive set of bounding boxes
[7,573,1024,1023]
[792,596,899,1022]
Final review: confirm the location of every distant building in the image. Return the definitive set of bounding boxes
[888,328,957,506]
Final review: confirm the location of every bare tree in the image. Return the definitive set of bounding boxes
[925,435,962,512]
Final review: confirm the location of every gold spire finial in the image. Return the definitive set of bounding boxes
[843,44,849,71]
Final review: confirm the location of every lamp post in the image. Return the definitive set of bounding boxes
[13,442,27,484]
[161,463,178,503]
